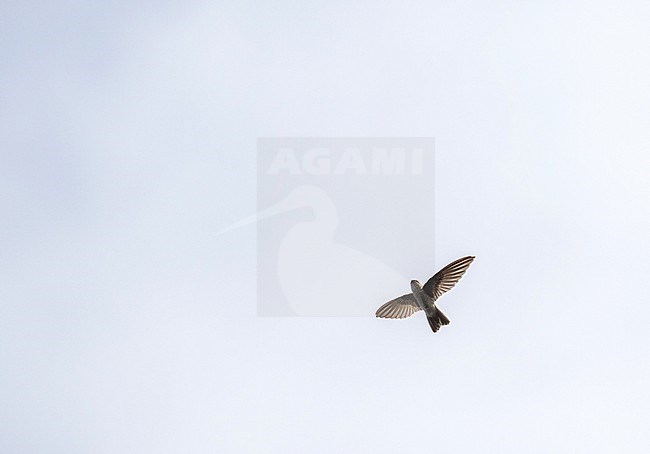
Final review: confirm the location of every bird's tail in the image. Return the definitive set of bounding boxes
[426,309,450,333]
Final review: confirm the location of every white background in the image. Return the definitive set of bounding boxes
[1,1,649,452]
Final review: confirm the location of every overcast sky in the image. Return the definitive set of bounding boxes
[1,1,649,453]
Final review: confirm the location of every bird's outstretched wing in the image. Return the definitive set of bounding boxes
[375,294,421,319]
[423,256,475,300]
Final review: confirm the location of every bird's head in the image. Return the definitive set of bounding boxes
[410,280,422,292]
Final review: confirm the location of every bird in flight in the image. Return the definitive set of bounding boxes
[375,256,475,333]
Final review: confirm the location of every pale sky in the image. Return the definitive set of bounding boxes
[1,1,649,453]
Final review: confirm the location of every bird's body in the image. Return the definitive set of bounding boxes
[376,256,475,333]
[410,279,451,332]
